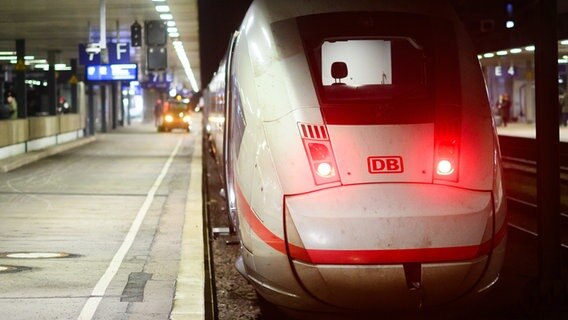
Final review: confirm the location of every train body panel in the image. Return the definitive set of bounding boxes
[284,184,494,253]
[328,124,435,184]
[293,258,487,309]
[204,0,507,313]
[263,109,332,194]
[283,184,503,307]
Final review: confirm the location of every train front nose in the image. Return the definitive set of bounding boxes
[284,184,498,310]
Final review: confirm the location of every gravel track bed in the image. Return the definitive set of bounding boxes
[204,143,266,319]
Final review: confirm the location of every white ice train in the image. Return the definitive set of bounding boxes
[204,0,507,313]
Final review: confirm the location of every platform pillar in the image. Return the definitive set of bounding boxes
[534,0,564,308]
[15,39,27,118]
[70,58,78,114]
[47,50,58,116]
[88,84,95,135]
[101,84,107,132]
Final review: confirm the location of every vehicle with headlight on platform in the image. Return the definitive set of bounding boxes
[204,0,507,315]
[157,98,191,132]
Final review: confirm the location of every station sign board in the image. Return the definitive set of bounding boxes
[86,63,138,82]
[142,72,173,89]
[79,43,130,65]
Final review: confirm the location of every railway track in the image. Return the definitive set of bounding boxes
[498,136,568,249]
[498,135,568,166]
[501,156,568,181]
[506,196,568,249]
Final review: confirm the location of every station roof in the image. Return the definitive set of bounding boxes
[1,0,568,92]
[0,0,199,90]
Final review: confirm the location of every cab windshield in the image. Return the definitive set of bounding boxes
[168,101,189,113]
[292,12,462,125]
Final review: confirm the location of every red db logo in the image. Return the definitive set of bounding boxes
[367,156,404,174]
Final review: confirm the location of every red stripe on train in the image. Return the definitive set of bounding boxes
[237,185,506,265]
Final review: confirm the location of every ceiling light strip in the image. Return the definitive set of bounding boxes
[155,5,170,13]
[173,41,199,92]
[151,0,199,91]
[478,38,568,60]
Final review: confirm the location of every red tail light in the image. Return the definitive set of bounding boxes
[434,100,462,182]
[298,123,340,185]
[434,139,459,181]
[436,159,454,175]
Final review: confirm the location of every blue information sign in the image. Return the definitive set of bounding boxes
[107,43,130,64]
[79,43,131,65]
[143,72,173,89]
[86,64,138,81]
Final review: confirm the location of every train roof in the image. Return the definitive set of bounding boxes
[246,0,458,25]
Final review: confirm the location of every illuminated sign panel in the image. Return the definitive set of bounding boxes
[78,42,130,65]
[86,64,138,81]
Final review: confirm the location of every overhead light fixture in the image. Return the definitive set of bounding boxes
[55,64,71,71]
[33,64,49,70]
[1,56,35,61]
[173,40,199,92]
[510,48,522,54]
[505,3,515,29]
[151,0,199,92]
[483,53,495,58]
[32,63,70,71]
[496,50,508,56]
[25,79,43,86]
[525,46,535,51]
[11,59,45,65]
[155,5,170,13]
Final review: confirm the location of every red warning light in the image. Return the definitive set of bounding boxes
[316,162,333,177]
[434,140,459,181]
[298,123,340,185]
[436,159,454,175]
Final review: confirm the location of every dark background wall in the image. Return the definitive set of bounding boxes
[198,0,252,89]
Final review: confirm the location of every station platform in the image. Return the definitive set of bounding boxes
[496,121,568,142]
[0,120,208,320]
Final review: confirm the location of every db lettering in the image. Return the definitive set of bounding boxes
[368,156,404,174]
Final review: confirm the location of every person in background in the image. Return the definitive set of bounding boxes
[58,96,70,114]
[497,93,511,127]
[561,94,568,127]
[6,94,17,119]
[154,99,163,126]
